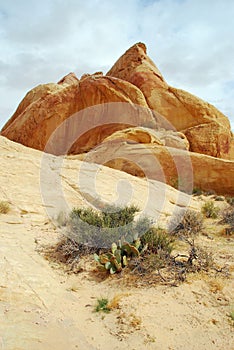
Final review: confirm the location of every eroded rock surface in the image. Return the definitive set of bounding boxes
[107,43,233,159]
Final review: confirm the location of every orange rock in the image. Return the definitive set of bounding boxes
[57,72,79,85]
[80,140,234,196]
[1,83,65,133]
[107,43,233,159]
[1,42,234,163]
[103,127,189,150]
[1,75,156,154]
[183,122,233,159]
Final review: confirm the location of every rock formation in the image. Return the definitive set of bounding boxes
[1,75,156,154]
[1,42,234,195]
[102,127,190,150]
[107,43,233,159]
[0,135,199,223]
[78,140,234,195]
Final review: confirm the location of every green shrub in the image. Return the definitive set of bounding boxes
[169,210,203,236]
[192,187,203,196]
[0,201,10,214]
[202,201,220,219]
[95,298,111,313]
[54,205,152,270]
[48,205,216,283]
[101,204,138,227]
[68,204,150,249]
[140,227,174,256]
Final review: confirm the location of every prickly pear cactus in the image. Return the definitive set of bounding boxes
[94,239,141,274]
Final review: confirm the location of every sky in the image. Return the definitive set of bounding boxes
[0,0,234,130]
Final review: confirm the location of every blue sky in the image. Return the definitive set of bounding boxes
[0,0,234,130]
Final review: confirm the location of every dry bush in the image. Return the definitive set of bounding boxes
[169,210,203,237]
[220,206,234,227]
[226,197,234,206]
[0,201,10,214]
[202,201,220,218]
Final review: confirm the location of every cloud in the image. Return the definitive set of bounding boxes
[0,0,233,130]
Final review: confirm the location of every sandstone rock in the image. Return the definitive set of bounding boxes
[1,42,234,162]
[183,122,233,159]
[79,140,234,196]
[107,43,233,159]
[103,127,189,150]
[80,71,103,80]
[57,72,79,85]
[229,138,234,159]
[0,135,200,223]
[1,75,156,155]
[1,83,65,132]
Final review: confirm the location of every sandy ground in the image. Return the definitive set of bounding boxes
[0,210,233,350]
[0,136,233,349]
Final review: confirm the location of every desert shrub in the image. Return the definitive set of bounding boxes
[202,201,220,218]
[192,187,203,196]
[226,197,234,206]
[46,205,217,284]
[68,205,151,249]
[140,227,174,256]
[101,204,138,227]
[52,204,152,270]
[185,240,213,271]
[220,206,234,227]
[0,201,10,214]
[53,237,89,264]
[215,196,225,202]
[169,210,203,236]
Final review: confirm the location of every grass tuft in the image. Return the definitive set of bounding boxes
[95,298,111,313]
[202,201,220,219]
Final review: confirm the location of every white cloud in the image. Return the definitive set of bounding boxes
[0,0,233,130]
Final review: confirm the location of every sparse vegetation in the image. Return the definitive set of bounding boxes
[192,187,203,196]
[229,310,234,322]
[169,210,203,236]
[95,298,111,313]
[141,227,174,255]
[214,195,225,202]
[226,197,234,206]
[202,201,220,219]
[220,206,234,227]
[0,201,10,214]
[220,206,234,235]
[51,204,151,271]
[68,204,148,249]
[45,204,224,285]
[94,240,141,274]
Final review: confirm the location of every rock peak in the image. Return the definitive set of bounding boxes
[57,72,79,85]
[130,42,147,53]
